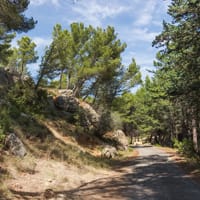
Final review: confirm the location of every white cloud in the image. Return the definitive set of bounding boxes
[32,37,52,48]
[134,0,157,26]
[71,0,130,26]
[131,28,159,42]
[120,27,159,44]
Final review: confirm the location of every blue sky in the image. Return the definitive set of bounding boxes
[13,0,171,79]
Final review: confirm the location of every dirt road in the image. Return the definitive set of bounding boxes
[65,145,200,200]
[8,145,200,200]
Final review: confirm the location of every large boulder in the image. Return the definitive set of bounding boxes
[54,90,79,113]
[103,130,129,150]
[5,133,27,157]
[102,145,117,159]
[79,101,100,129]
[53,89,100,130]
[113,129,129,150]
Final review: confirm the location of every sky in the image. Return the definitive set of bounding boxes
[13,0,171,79]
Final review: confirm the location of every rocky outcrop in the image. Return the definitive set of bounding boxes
[103,130,129,150]
[54,90,79,113]
[102,145,117,159]
[79,101,100,129]
[113,129,129,150]
[5,133,27,157]
[54,89,100,130]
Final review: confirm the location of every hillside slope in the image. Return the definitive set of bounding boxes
[0,69,129,199]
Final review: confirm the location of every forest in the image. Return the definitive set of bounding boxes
[0,0,200,198]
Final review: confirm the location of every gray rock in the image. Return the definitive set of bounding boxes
[5,133,27,157]
[54,95,79,113]
[79,101,100,129]
[103,130,129,150]
[102,145,117,159]
[54,90,100,130]
[113,129,129,150]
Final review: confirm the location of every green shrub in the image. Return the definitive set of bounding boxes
[0,106,11,148]
[110,111,123,130]
[98,111,113,135]
[8,82,48,114]
[173,138,194,156]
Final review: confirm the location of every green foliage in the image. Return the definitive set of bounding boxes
[0,0,36,33]
[0,0,36,65]
[173,138,194,156]
[37,23,141,107]
[98,111,113,135]
[8,82,48,114]
[0,105,11,147]
[152,0,200,151]
[7,36,38,75]
[110,111,123,130]
[0,126,5,148]
[112,74,173,145]
[0,27,15,65]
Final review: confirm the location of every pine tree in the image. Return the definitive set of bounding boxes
[153,0,200,152]
[0,0,36,65]
[16,36,38,76]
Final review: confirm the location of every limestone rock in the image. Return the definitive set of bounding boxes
[54,91,79,113]
[5,133,27,157]
[113,129,129,150]
[102,145,117,159]
[79,101,100,129]
[53,90,100,130]
[103,130,129,150]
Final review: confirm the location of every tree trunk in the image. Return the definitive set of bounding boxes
[19,60,25,82]
[66,72,72,90]
[192,117,198,153]
[59,70,63,89]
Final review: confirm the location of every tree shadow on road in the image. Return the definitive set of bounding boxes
[9,153,200,200]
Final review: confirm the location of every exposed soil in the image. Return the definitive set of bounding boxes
[4,145,200,200]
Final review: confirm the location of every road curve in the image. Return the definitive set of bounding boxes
[68,145,200,200]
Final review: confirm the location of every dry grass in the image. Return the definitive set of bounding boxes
[0,156,12,199]
[14,155,37,174]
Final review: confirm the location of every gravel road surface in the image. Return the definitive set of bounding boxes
[70,145,200,200]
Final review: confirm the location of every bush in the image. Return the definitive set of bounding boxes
[8,82,48,114]
[173,138,194,156]
[110,111,123,130]
[98,111,113,135]
[0,106,11,148]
